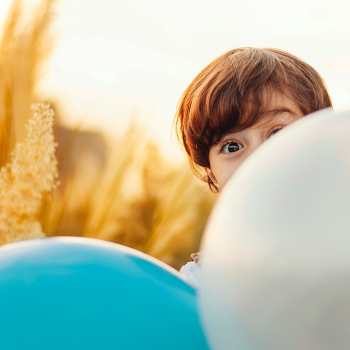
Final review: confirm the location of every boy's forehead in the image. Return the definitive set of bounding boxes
[210,87,304,144]
[253,110,301,130]
[262,88,301,113]
[244,90,303,128]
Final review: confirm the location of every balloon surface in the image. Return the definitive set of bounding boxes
[199,108,350,350]
[0,237,209,350]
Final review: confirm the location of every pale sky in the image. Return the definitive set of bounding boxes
[1,0,350,160]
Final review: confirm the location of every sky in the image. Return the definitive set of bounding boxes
[1,0,350,160]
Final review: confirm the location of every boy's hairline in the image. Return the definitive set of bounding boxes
[174,47,333,192]
[210,102,301,147]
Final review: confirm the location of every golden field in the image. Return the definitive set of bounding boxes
[0,0,216,270]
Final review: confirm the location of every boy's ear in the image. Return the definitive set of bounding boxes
[205,167,219,190]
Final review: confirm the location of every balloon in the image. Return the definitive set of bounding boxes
[0,237,209,350]
[199,108,350,350]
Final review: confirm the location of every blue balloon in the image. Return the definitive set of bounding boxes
[0,237,209,350]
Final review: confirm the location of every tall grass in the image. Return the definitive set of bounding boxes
[0,0,216,269]
[0,104,58,245]
[40,122,216,269]
[0,0,56,167]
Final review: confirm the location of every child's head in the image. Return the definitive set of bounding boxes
[175,47,332,192]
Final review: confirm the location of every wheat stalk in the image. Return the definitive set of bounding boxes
[0,0,57,167]
[0,103,58,245]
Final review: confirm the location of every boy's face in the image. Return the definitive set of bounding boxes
[206,92,303,191]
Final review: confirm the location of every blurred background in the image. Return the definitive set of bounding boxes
[0,0,349,269]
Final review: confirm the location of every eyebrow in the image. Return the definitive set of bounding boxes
[214,106,298,146]
[262,107,296,117]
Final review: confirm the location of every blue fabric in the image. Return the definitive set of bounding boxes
[0,237,210,350]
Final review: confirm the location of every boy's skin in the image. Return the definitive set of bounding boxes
[188,91,303,266]
[176,48,332,267]
[206,91,303,191]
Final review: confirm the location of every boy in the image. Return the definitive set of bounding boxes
[175,47,332,275]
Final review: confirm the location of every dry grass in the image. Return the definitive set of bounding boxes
[0,0,56,167]
[40,122,216,269]
[0,103,58,245]
[0,0,216,269]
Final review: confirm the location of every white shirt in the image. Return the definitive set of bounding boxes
[179,261,201,288]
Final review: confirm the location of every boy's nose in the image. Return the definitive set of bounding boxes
[246,138,265,158]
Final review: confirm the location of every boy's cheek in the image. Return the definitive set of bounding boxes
[209,152,247,190]
[217,165,238,190]
[219,160,246,189]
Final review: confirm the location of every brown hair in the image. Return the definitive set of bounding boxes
[174,47,332,192]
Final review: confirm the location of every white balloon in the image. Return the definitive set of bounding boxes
[199,108,350,350]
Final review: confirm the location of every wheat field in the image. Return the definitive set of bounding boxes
[0,0,216,270]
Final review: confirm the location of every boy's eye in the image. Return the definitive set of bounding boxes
[222,141,243,153]
[269,127,284,138]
